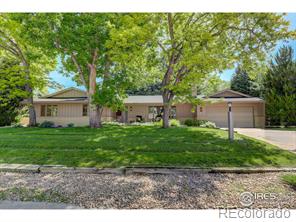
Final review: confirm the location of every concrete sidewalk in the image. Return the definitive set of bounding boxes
[0,200,80,209]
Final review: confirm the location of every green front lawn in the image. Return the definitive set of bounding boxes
[0,125,295,168]
[282,174,296,188]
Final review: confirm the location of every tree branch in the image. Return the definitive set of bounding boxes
[0,43,19,56]
[167,13,175,45]
[103,54,111,79]
[91,48,98,65]
[70,52,87,87]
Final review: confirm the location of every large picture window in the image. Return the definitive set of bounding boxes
[148,106,176,121]
[41,105,58,117]
[46,105,58,117]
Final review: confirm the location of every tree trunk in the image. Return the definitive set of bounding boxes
[162,93,170,128]
[27,91,37,126]
[88,63,101,128]
[22,61,36,127]
[97,105,104,128]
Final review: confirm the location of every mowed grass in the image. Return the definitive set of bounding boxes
[282,174,296,188]
[0,125,295,168]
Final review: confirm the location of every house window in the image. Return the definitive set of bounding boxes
[82,104,88,116]
[148,106,176,121]
[148,106,159,120]
[46,105,58,117]
[170,106,177,119]
[41,105,46,117]
[199,106,203,112]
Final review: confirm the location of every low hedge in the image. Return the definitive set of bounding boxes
[184,119,216,128]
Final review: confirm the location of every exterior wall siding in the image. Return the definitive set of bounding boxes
[175,104,194,122]
[33,100,265,128]
[35,103,114,126]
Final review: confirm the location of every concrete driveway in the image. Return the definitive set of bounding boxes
[235,128,296,152]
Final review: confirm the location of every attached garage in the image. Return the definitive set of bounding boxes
[205,105,254,128]
[197,89,265,128]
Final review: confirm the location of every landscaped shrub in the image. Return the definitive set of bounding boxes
[184,119,194,126]
[39,121,55,128]
[153,119,180,127]
[170,119,180,127]
[67,123,75,127]
[184,119,205,126]
[131,122,153,126]
[184,119,216,128]
[200,121,216,128]
[153,119,162,127]
[103,121,125,126]
[11,123,23,128]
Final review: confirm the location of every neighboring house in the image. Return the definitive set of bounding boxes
[28,87,265,128]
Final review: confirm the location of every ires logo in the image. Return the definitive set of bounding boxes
[240,192,278,207]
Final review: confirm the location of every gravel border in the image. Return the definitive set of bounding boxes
[1,171,295,209]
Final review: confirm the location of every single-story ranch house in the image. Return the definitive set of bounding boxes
[29,87,265,128]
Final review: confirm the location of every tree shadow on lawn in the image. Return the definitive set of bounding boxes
[1,126,295,168]
[75,126,296,168]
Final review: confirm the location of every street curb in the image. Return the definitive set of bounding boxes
[0,164,296,175]
[0,164,40,173]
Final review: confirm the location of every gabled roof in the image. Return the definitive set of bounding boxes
[32,98,88,104]
[124,95,163,104]
[204,97,264,103]
[31,88,263,105]
[208,89,252,98]
[42,87,87,98]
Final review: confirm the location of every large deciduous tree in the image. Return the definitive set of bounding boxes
[197,74,230,96]
[144,13,293,128]
[24,13,152,128]
[0,14,56,126]
[263,46,296,127]
[0,56,26,126]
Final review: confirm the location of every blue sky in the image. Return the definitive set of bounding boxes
[48,13,296,92]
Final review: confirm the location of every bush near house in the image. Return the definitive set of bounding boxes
[184,119,216,128]
[152,119,180,127]
[39,121,55,128]
[67,123,75,128]
[200,121,216,128]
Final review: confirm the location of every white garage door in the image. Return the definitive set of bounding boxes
[205,106,254,128]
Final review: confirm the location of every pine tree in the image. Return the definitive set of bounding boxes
[230,66,261,97]
[230,67,252,95]
[263,46,296,126]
